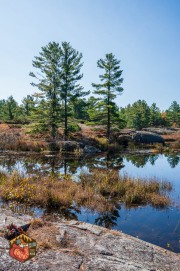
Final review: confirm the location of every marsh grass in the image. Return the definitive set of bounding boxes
[0,132,48,152]
[79,170,172,208]
[0,169,172,212]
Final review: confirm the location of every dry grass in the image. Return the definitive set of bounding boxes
[94,137,108,151]
[78,124,106,138]
[0,172,78,209]
[30,218,45,229]
[0,132,49,152]
[148,193,171,207]
[14,140,48,152]
[27,220,60,250]
[162,133,180,151]
[171,140,180,150]
[0,169,172,211]
[79,170,172,208]
[27,218,77,251]
[0,123,10,130]
[162,134,180,142]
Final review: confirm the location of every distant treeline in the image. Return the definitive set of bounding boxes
[0,95,179,130]
[0,41,179,138]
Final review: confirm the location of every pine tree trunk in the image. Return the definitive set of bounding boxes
[64,96,67,140]
[107,92,110,140]
[107,108,110,140]
[107,80,111,140]
[51,88,57,139]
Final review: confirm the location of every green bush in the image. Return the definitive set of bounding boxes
[67,123,81,132]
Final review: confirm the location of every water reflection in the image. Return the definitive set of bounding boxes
[125,154,162,168]
[125,154,150,167]
[148,155,159,165]
[0,153,179,176]
[0,153,125,175]
[95,206,120,228]
[46,206,80,221]
[166,154,180,168]
[0,152,179,252]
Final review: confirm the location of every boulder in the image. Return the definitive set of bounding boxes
[133,131,164,144]
[117,135,132,146]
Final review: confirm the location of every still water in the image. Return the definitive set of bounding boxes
[0,152,179,252]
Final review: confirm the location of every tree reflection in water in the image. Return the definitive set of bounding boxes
[0,153,179,177]
[45,206,80,221]
[95,204,121,228]
[0,152,179,253]
[166,154,180,168]
[125,154,150,168]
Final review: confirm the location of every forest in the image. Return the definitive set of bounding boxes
[0,41,179,140]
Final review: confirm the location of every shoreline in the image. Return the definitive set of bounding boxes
[0,206,179,271]
[0,207,180,271]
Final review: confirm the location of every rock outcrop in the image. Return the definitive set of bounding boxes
[0,206,179,271]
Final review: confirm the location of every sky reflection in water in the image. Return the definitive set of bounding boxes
[0,152,179,252]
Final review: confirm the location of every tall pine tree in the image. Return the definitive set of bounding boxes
[59,42,86,139]
[30,42,61,138]
[92,53,123,139]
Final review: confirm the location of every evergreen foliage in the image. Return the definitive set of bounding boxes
[92,53,123,139]
[29,41,86,138]
[0,41,179,136]
[166,101,180,127]
[72,98,89,121]
[0,96,179,130]
[30,42,62,138]
[21,95,35,117]
[126,100,150,130]
[149,103,161,126]
[58,42,87,139]
[0,96,23,123]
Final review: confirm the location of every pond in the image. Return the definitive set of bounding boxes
[0,152,179,252]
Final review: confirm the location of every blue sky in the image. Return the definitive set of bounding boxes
[0,0,179,110]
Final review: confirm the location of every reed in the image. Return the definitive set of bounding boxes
[0,168,172,211]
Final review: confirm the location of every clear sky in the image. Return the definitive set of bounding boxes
[0,0,179,110]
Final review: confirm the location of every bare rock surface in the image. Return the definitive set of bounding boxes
[0,206,179,271]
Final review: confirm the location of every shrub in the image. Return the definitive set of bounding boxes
[67,123,81,133]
